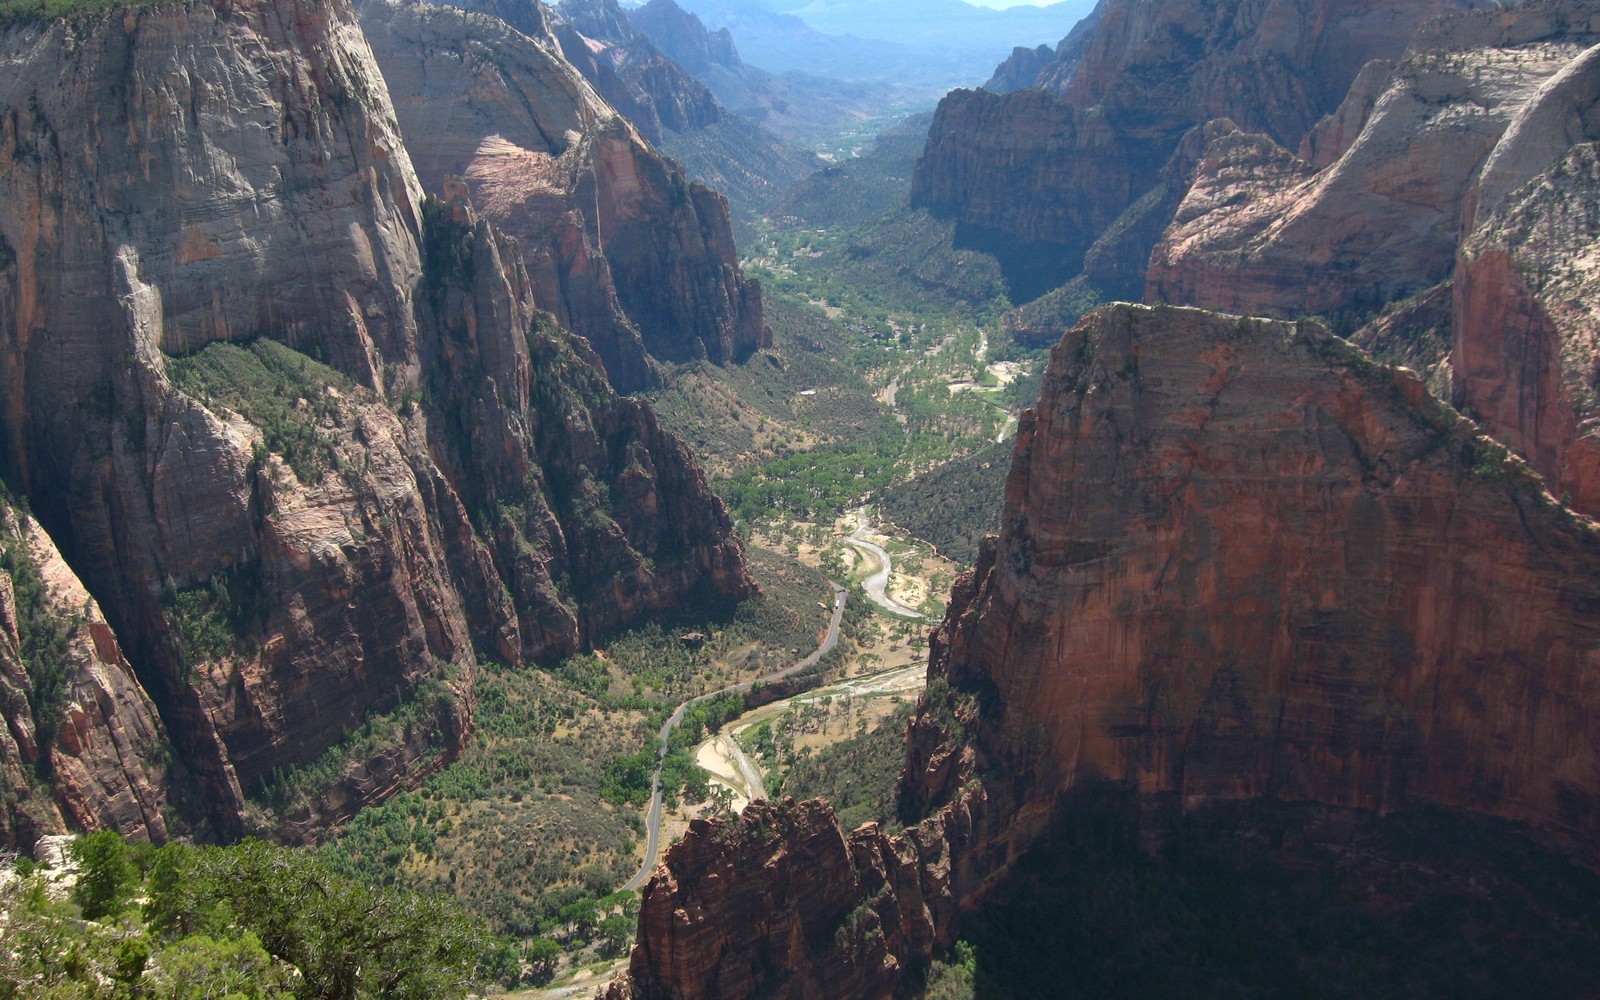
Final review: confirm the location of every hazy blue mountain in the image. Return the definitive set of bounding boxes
[637,0,1090,91]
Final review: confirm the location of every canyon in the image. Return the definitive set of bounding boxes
[609,1,1600,994]
[0,0,754,844]
[612,303,1600,998]
[3,0,1600,995]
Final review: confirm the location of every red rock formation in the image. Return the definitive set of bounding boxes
[912,0,1474,298]
[614,302,1600,998]
[358,0,770,391]
[0,502,175,846]
[1147,2,1600,319]
[1451,39,1600,516]
[0,0,752,844]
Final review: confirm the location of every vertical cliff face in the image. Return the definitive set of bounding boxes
[626,0,740,76]
[1138,1,1600,521]
[0,0,753,844]
[614,304,1600,998]
[542,0,819,208]
[1452,40,1600,517]
[0,500,175,847]
[919,305,1600,836]
[911,0,1478,300]
[359,0,769,392]
[1146,2,1600,319]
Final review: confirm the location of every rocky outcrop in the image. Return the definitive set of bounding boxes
[1136,1,1600,518]
[629,0,739,76]
[0,501,175,847]
[916,304,1600,838]
[540,0,818,208]
[1147,2,1600,319]
[615,303,1600,997]
[984,44,1056,94]
[358,0,769,391]
[0,0,752,844]
[1452,38,1600,517]
[912,0,1480,301]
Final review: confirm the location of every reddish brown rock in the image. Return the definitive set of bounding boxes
[913,0,1474,299]
[1452,40,1600,516]
[358,0,770,391]
[0,502,175,847]
[616,303,1600,998]
[1147,3,1600,318]
[923,304,1600,840]
[0,0,752,843]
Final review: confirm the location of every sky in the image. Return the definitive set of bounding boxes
[963,0,1057,6]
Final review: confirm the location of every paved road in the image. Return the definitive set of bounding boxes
[620,582,847,892]
[844,526,927,620]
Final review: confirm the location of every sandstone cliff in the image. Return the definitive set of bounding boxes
[0,0,752,844]
[1452,37,1600,517]
[1147,1,1600,320]
[0,499,175,847]
[538,0,818,208]
[912,0,1480,301]
[613,303,1600,997]
[358,0,769,392]
[1139,0,1600,521]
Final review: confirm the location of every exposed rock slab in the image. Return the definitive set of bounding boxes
[1452,39,1600,517]
[0,502,175,846]
[358,0,769,391]
[1147,2,1600,318]
[912,0,1478,299]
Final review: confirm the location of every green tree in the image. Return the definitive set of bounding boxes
[557,897,597,940]
[149,933,293,999]
[70,830,137,921]
[193,839,480,1000]
[525,937,562,985]
[598,914,634,957]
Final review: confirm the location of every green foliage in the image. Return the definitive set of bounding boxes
[0,0,164,28]
[878,441,1011,565]
[781,702,913,832]
[168,339,359,484]
[161,561,263,666]
[69,830,137,921]
[253,676,456,812]
[1,835,480,999]
[148,933,293,999]
[192,838,480,1000]
[524,936,562,983]
[721,439,905,522]
[420,195,476,310]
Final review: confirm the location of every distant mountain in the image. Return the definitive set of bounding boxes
[503,0,821,210]
[654,0,1045,91]
[629,0,911,143]
[781,0,1095,50]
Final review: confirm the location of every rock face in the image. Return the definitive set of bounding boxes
[1452,37,1600,517]
[912,0,1481,300]
[1139,0,1600,519]
[1147,2,1600,319]
[984,43,1056,94]
[358,0,769,392]
[0,0,752,845]
[628,0,739,76]
[539,0,818,208]
[613,303,1600,998]
[0,500,175,847]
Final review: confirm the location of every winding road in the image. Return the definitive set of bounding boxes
[844,523,927,620]
[620,581,847,892]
